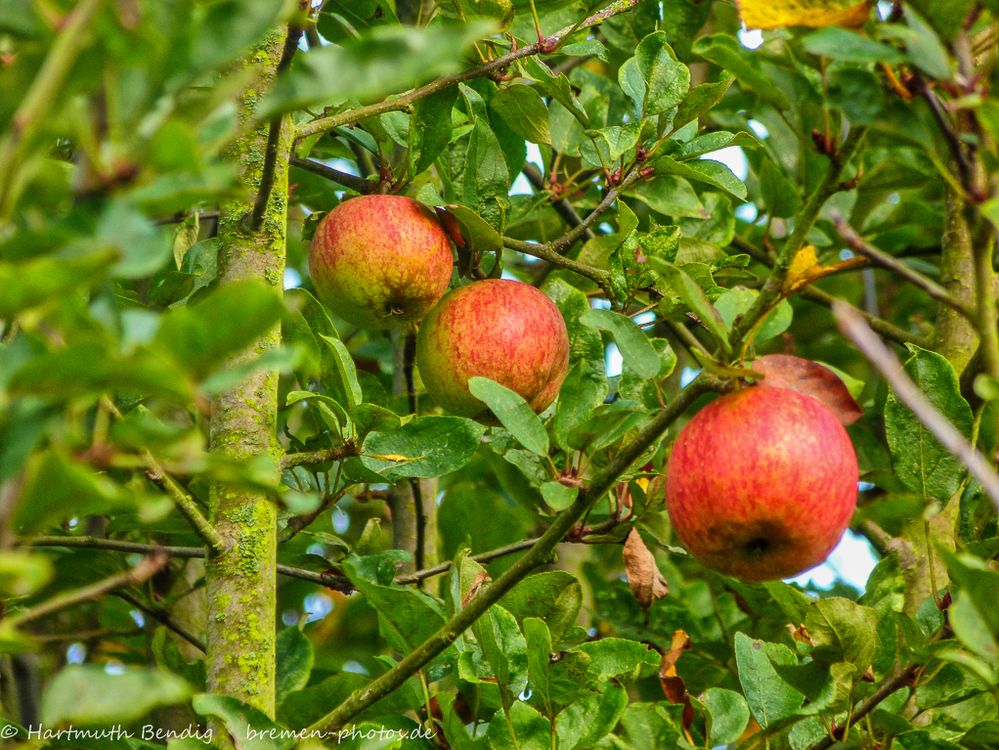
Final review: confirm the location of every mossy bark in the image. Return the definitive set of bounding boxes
[893,187,979,616]
[205,30,290,718]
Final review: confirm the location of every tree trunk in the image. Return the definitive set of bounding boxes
[205,30,291,719]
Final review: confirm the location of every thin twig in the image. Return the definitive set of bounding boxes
[290,157,381,194]
[3,553,168,630]
[834,301,999,510]
[833,214,975,320]
[294,0,641,141]
[25,535,204,558]
[280,445,357,470]
[114,591,206,654]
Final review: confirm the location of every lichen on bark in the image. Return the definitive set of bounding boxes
[205,28,291,720]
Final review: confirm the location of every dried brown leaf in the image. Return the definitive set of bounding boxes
[623,528,668,608]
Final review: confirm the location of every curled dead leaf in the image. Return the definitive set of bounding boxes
[658,630,694,732]
[752,354,863,426]
[786,622,815,646]
[461,571,491,608]
[623,528,668,608]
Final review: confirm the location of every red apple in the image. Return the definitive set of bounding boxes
[665,384,858,582]
[309,195,453,327]
[415,279,570,417]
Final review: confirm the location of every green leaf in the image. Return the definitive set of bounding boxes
[193,694,296,750]
[459,88,511,230]
[734,632,805,729]
[805,597,880,667]
[553,360,607,451]
[318,333,363,411]
[523,617,554,711]
[802,27,908,64]
[884,345,973,501]
[692,34,789,111]
[469,377,549,455]
[261,21,494,118]
[409,85,458,174]
[618,31,689,117]
[647,258,731,351]
[361,416,485,480]
[540,480,577,511]
[627,176,706,219]
[500,571,582,644]
[342,557,448,653]
[41,666,190,726]
[187,0,287,77]
[487,699,550,750]
[674,75,734,130]
[654,155,747,200]
[0,249,116,317]
[571,638,656,681]
[15,453,133,534]
[473,604,529,702]
[490,84,551,144]
[154,279,285,379]
[714,287,792,342]
[9,342,193,402]
[98,201,174,279]
[555,683,628,750]
[702,688,751,746]
[441,203,504,254]
[0,551,53,597]
[276,627,314,704]
[760,159,801,218]
[578,308,660,379]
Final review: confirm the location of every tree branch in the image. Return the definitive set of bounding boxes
[294,0,640,141]
[833,214,976,320]
[290,157,381,195]
[4,553,168,630]
[834,301,999,510]
[305,376,714,735]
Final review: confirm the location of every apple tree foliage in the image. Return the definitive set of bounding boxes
[1,1,999,748]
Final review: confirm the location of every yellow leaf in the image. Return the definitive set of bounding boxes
[737,0,876,30]
[781,244,866,296]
